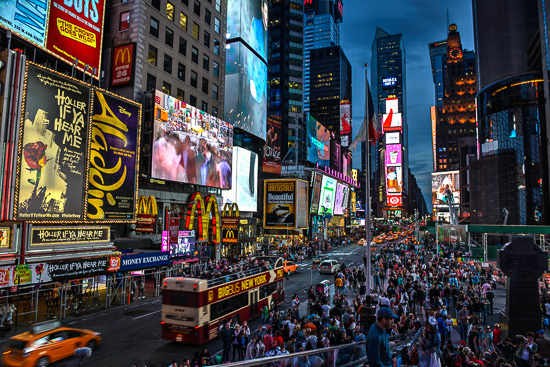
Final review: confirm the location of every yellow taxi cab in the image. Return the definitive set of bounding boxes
[2,320,101,367]
[283,260,298,274]
[392,233,399,240]
[373,236,384,244]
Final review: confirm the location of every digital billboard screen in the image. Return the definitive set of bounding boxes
[222,147,258,212]
[432,171,460,210]
[383,112,402,132]
[340,101,351,148]
[224,43,267,140]
[264,179,296,229]
[382,76,397,88]
[386,98,399,114]
[226,0,268,63]
[263,116,282,174]
[295,179,308,229]
[310,172,322,213]
[330,140,342,173]
[307,113,330,167]
[385,144,402,166]
[152,90,233,189]
[318,176,336,215]
[333,183,347,216]
[387,194,402,207]
[385,132,400,145]
[386,166,402,194]
[350,190,356,213]
[0,0,50,47]
[171,230,195,258]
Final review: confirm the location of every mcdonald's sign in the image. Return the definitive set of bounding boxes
[136,195,158,233]
[185,192,221,243]
[111,43,135,87]
[222,203,239,244]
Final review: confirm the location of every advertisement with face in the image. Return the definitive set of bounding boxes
[386,166,402,194]
[333,183,346,216]
[310,172,322,213]
[15,64,91,221]
[318,176,336,215]
[224,43,267,140]
[432,171,460,210]
[385,144,402,166]
[264,180,296,229]
[227,0,268,62]
[340,101,351,148]
[295,179,308,229]
[307,114,330,167]
[152,90,233,189]
[46,0,106,79]
[0,0,50,47]
[87,90,140,221]
[263,116,281,174]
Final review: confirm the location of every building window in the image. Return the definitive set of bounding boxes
[177,88,184,101]
[191,71,198,88]
[165,27,174,47]
[203,54,209,70]
[150,17,159,37]
[214,17,220,34]
[181,0,188,5]
[178,62,185,81]
[191,46,198,63]
[190,94,197,106]
[215,0,221,12]
[203,31,210,48]
[146,73,156,91]
[180,12,187,30]
[148,45,158,65]
[192,22,199,39]
[212,83,218,100]
[179,37,187,56]
[202,77,208,94]
[151,0,160,10]
[193,0,200,15]
[212,106,218,117]
[205,8,211,25]
[214,39,220,55]
[166,2,174,20]
[119,11,130,31]
[163,54,172,74]
[162,81,171,95]
[201,101,208,112]
[213,61,219,77]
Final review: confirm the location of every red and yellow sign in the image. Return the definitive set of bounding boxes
[185,192,221,243]
[207,268,284,303]
[136,196,158,233]
[111,43,135,87]
[222,203,239,244]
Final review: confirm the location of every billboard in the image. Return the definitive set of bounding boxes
[263,116,281,174]
[383,98,401,132]
[15,64,91,221]
[385,144,402,166]
[87,90,140,221]
[387,194,402,207]
[264,179,296,229]
[318,175,336,215]
[385,132,400,145]
[0,0,50,47]
[385,166,402,194]
[350,190,356,213]
[310,172,322,213]
[432,171,460,210]
[222,147,258,212]
[330,140,342,173]
[382,76,398,88]
[295,179,308,229]
[386,98,399,114]
[333,183,347,216]
[224,43,267,140]
[111,43,135,87]
[340,101,351,147]
[307,113,330,167]
[226,0,268,62]
[152,90,233,189]
[171,230,195,258]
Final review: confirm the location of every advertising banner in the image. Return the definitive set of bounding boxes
[387,194,402,207]
[226,0,268,62]
[152,90,233,189]
[0,0,50,47]
[295,179,308,229]
[385,144,402,166]
[0,264,52,288]
[350,190,356,213]
[224,43,267,140]
[385,132,400,145]
[310,172,323,213]
[263,116,282,174]
[47,257,109,280]
[330,140,342,173]
[111,43,135,87]
[307,114,330,167]
[333,183,346,216]
[386,166,402,194]
[382,112,402,132]
[222,216,239,243]
[167,217,180,244]
[222,147,257,212]
[318,176,336,216]
[386,98,399,114]
[46,0,106,79]
[136,195,157,233]
[30,226,110,246]
[15,64,91,221]
[340,101,351,148]
[264,179,296,229]
[171,230,195,258]
[119,252,170,271]
[88,89,140,221]
[432,171,460,210]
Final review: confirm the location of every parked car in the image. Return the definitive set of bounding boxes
[319,259,341,274]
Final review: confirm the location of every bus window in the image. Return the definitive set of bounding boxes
[163,290,198,307]
[211,292,248,321]
[259,283,276,299]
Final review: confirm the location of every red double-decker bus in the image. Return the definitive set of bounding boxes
[161,260,285,344]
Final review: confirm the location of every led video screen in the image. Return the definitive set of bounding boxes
[307,114,330,168]
[222,147,258,212]
[310,172,322,213]
[432,171,460,210]
[385,144,402,166]
[152,90,233,189]
[333,183,347,216]
[318,176,336,215]
[340,102,351,147]
[227,0,268,62]
[386,166,402,194]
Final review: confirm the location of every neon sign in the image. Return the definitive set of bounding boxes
[185,192,221,243]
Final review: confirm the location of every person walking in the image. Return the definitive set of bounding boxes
[457,304,470,342]
[366,306,398,367]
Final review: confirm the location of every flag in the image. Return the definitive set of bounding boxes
[349,83,379,151]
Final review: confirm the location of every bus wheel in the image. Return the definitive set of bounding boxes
[231,314,240,326]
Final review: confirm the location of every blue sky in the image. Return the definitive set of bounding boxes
[343,0,474,208]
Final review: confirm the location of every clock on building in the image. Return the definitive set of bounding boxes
[449,47,462,59]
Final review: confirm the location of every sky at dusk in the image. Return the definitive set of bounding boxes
[343,0,475,209]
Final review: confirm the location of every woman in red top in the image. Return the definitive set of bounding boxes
[273,330,284,347]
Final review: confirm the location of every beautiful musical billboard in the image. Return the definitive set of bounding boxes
[224,42,267,140]
[15,64,91,221]
[432,171,460,210]
[226,0,268,62]
[87,90,141,221]
[222,147,258,212]
[318,175,336,215]
[263,116,281,174]
[385,166,402,195]
[307,113,330,168]
[152,90,233,189]
[340,101,351,148]
[310,172,322,213]
[385,144,402,166]
[264,179,296,229]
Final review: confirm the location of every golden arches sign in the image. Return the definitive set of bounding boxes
[222,203,239,218]
[137,196,158,215]
[185,192,221,243]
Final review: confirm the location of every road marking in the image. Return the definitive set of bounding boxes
[133,310,161,320]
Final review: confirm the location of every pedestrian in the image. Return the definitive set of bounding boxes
[535,330,550,364]
[457,304,470,342]
[409,321,441,367]
[220,322,232,363]
[138,278,145,299]
[366,306,398,367]
[514,331,538,367]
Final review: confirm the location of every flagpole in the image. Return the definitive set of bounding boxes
[364,63,372,294]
